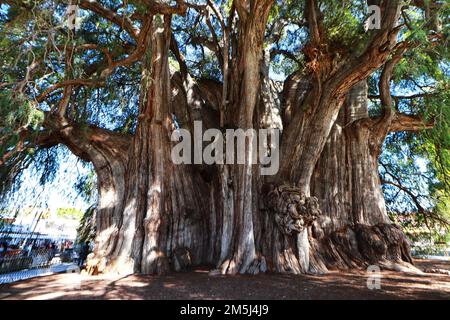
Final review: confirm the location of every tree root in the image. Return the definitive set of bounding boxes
[310,223,419,274]
[263,184,419,275]
[218,256,267,275]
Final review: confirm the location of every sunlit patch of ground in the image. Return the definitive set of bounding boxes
[0,259,448,300]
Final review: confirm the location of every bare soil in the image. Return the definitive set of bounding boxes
[0,259,448,300]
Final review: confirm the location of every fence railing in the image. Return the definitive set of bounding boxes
[0,248,74,275]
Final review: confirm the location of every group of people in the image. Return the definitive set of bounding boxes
[21,242,57,257]
[0,239,91,269]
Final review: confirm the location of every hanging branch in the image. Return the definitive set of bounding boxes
[79,0,140,39]
[36,17,154,103]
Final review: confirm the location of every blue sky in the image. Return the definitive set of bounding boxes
[3,147,93,214]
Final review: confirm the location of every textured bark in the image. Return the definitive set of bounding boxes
[18,0,434,279]
[279,0,403,193]
[40,115,130,272]
[88,16,212,275]
[264,0,407,274]
[307,81,416,274]
[257,80,418,275]
[311,81,389,230]
[216,0,275,275]
[53,76,419,276]
[49,75,418,276]
[49,0,421,276]
[53,68,419,276]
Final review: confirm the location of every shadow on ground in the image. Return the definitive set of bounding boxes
[0,259,448,300]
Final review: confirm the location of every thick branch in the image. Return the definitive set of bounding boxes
[270,49,301,64]
[79,0,139,39]
[1,114,130,167]
[170,34,189,79]
[234,0,249,21]
[388,113,435,132]
[305,0,321,45]
[332,0,403,94]
[372,42,410,146]
[140,0,187,15]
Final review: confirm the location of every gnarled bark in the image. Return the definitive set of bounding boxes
[8,0,437,280]
[86,15,212,275]
[216,0,275,275]
[39,114,130,272]
[307,81,418,274]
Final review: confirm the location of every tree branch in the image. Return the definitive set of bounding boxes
[305,0,321,45]
[170,33,189,79]
[388,113,435,132]
[79,0,140,39]
[332,0,404,94]
[270,49,301,64]
[36,79,105,102]
[372,41,410,140]
[36,17,154,103]
[140,0,187,15]
[234,0,249,22]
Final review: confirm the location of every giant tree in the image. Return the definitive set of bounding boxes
[0,0,448,275]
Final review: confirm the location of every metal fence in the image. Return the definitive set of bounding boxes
[1,248,58,274]
[0,220,78,272]
[0,247,79,284]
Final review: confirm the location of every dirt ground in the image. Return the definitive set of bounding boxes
[0,259,448,300]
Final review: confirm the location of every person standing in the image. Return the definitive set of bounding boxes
[0,242,8,267]
[78,241,90,267]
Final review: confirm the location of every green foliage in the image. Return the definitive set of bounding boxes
[320,0,366,48]
[0,0,138,202]
[74,169,97,203]
[76,206,96,244]
[0,94,44,136]
[370,0,450,239]
[56,207,84,221]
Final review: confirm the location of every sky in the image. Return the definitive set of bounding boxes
[3,147,93,215]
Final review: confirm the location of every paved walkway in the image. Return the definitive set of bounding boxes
[0,263,78,284]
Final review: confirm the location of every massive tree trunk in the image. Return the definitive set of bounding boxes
[40,115,131,273]
[307,81,415,274]
[52,75,417,276]
[259,79,418,275]
[70,15,212,275]
[41,119,138,275]
[259,0,414,275]
[215,0,274,274]
[50,0,423,276]
[8,0,438,280]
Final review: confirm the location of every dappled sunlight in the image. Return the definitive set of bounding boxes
[0,259,448,300]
